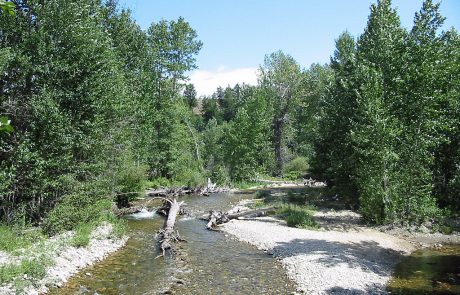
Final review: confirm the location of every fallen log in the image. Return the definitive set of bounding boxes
[145,179,231,198]
[156,198,184,256]
[205,208,276,230]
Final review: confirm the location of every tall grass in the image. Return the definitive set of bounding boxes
[277,204,318,229]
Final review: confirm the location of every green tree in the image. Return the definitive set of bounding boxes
[184,83,198,108]
[224,91,273,180]
[259,51,302,176]
[312,32,359,203]
[146,17,202,180]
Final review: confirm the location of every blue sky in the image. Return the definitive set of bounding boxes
[119,0,460,95]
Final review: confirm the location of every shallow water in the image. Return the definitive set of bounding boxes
[388,245,460,295]
[52,191,296,294]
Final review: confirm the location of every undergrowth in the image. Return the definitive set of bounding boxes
[0,226,45,253]
[277,204,319,229]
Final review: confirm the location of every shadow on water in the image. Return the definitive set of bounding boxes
[387,246,460,295]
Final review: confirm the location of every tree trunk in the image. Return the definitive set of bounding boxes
[157,199,183,255]
[274,118,284,176]
[205,208,275,229]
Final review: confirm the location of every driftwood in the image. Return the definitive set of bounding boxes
[156,198,184,256]
[205,208,275,230]
[146,178,230,198]
[303,178,327,187]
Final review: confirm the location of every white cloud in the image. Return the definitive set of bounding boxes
[189,67,258,97]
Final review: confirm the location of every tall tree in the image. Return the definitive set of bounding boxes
[259,51,302,176]
[184,83,197,108]
[146,17,202,179]
[313,32,360,203]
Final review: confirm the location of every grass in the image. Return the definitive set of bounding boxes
[0,204,127,291]
[277,204,319,229]
[0,225,45,253]
[70,223,93,247]
[0,258,48,284]
[247,188,320,230]
[286,191,307,205]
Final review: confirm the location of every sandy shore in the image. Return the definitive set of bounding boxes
[0,223,127,295]
[221,208,416,294]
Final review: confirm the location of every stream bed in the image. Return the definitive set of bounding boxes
[52,191,296,294]
[387,245,460,295]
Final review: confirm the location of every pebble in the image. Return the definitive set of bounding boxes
[222,216,414,295]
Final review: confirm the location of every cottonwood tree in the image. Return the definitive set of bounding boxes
[259,51,302,176]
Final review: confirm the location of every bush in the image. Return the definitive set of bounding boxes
[211,164,231,186]
[176,169,206,188]
[146,177,172,189]
[286,191,307,205]
[42,194,112,236]
[254,190,271,199]
[0,258,47,284]
[116,162,147,208]
[283,157,309,180]
[70,223,93,247]
[0,226,44,253]
[277,205,318,229]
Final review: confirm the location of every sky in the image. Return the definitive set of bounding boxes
[119,0,460,96]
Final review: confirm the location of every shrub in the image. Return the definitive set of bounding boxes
[249,199,266,209]
[277,205,318,229]
[0,258,47,284]
[254,190,271,199]
[0,226,44,253]
[116,161,147,208]
[286,191,307,205]
[176,169,206,188]
[146,177,172,189]
[42,195,112,236]
[283,157,309,180]
[70,223,93,247]
[211,164,231,186]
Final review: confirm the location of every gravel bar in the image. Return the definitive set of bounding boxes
[222,217,414,295]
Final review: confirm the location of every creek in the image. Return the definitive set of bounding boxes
[52,190,296,294]
[388,245,460,294]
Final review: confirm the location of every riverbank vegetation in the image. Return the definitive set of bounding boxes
[1,0,459,242]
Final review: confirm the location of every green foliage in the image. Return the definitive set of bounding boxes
[42,195,112,236]
[0,259,47,285]
[286,191,307,205]
[116,157,148,208]
[0,116,13,134]
[184,84,198,108]
[310,0,459,225]
[249,199,266,209]
[0,0,15,16]
[0,226,44,253]
[284,157,308,180]
[177,169,206,188]
[277,204,318,229]
[260,51,302,175]
[70,223,93,248]
[0,0,203,227]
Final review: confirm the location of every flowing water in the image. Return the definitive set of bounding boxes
[387,245,460,294]
[52,191,296,294]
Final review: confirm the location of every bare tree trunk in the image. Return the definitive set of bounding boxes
[274,118,284,176]
[157,199,184,256]
[205,208,275,229]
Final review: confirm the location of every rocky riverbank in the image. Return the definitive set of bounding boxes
[219,199,429,294]
[0,223,127,295]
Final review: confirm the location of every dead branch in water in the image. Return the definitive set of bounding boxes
[156,198,185,257]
